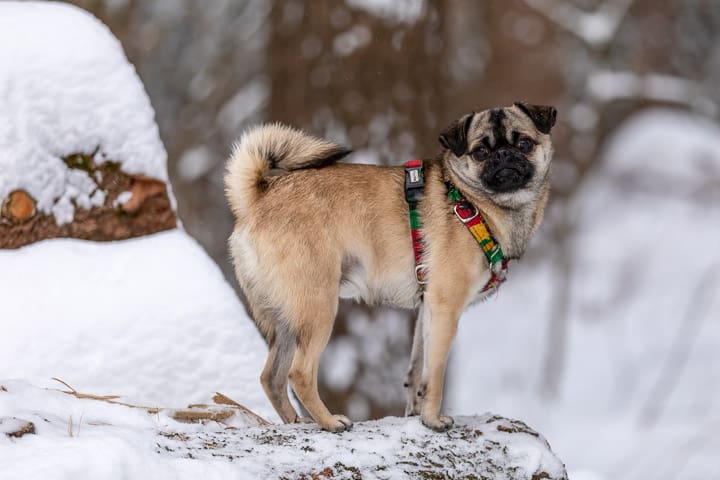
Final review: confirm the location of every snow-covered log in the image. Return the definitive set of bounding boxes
[0,2,176,248]
[0,380,567,479]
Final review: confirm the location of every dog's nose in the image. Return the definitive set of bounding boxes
[496,148,513,162]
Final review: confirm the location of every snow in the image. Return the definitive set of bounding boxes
[345,0,425,24]
[449,109,720,479]
[0,381,566,480]
[112,190,133,207]
[0,380,251,479]
[0,2,172,223]
[597,109,720,182]
[0,229,274,422]
[333,25,373,57]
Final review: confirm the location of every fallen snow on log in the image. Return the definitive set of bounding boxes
[0,229,274,420]
[0,380,567,480]
[0,1,171,223]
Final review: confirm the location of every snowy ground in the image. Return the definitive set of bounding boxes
[0,380,566,480]
[0,229,274,421]
[449,109,720,480]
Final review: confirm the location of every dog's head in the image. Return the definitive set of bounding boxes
[439,103,556,207]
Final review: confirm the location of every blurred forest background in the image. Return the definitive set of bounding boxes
[63,1,719,477]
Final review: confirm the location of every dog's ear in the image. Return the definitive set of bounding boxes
[514,102,557,134]
[439,113,474,157]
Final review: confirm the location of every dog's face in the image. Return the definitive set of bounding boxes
[439,102,556,207]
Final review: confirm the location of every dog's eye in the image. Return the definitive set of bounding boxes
[516,137,535,153]
[471,146,488,161]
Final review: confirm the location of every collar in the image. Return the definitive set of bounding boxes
[445,182,509,293]
[404,159,509,294]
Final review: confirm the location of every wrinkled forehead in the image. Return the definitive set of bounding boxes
[468,107,537,149]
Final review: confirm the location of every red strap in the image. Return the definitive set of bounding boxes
[406,159,422,168]
[482,260,509,292]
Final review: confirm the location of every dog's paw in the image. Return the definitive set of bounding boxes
[320,414,353,433]
[421,414,454,432]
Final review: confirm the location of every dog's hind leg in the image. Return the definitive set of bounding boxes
[260,320,301,423]
[288,302,352,433]
[405,303,427,416]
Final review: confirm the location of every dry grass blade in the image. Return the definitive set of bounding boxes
[50,377,160,413]
[213,392,271,426]
[46,378,270,426]
[212,392,242,407]
[172,409,235,423]
[68,392,123,401]
[51,377,122,400]
[51,377,77,393]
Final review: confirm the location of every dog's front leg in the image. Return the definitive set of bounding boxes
[420,302,460,432]
[404,302,427,416]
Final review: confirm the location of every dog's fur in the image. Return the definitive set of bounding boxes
[225,103,556,432]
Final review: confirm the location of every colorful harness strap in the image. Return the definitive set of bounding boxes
[403,159,509,293]
[446,183,509,293]
[404,160,427,287]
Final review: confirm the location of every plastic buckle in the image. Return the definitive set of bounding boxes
[453,204,478,223]
[405,166,424,190]
[415,264,428,285]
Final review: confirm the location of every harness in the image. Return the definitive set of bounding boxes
[404,159,509,294]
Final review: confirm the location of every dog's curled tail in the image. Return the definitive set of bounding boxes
[224,123,351,217]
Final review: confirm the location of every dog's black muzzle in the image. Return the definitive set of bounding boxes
[481,149,535,193]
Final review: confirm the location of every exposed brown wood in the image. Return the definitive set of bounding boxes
[0,157,176,249]
[1,190,36,222]
[121,176,168,214]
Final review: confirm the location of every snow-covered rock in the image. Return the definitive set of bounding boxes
[0,380,567,480]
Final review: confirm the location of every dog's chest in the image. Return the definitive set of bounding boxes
[338,255,417,309]
[459,264,497,308]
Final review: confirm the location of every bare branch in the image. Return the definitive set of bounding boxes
[522,0,636,48]
[638,268,718,426]
[587,70,718,116]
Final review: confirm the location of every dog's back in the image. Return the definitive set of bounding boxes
[224,125,414,312]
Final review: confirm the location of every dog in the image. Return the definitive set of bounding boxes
[224,103,556,432]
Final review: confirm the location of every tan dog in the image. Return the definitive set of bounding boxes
[225,103,556,432]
